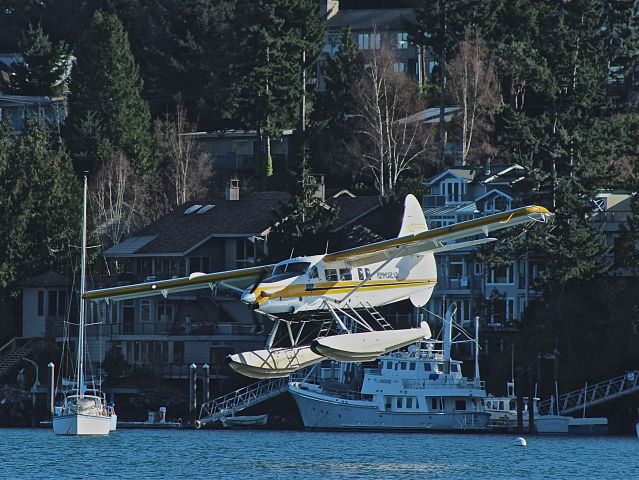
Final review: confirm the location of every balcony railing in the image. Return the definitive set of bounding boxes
[57,321,257,338]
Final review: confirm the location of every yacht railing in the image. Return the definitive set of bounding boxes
[402,377,485,390]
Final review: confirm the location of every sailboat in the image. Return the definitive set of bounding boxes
[52,176,112,435]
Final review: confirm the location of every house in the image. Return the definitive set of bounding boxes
[184,129,294,197]
[19,184,387,383]
[318,1,430,91]
[422,160,537,331]
[0,94,67,135]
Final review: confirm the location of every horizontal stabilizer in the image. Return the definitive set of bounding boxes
[311,322,432,363]
[226,346,323,379]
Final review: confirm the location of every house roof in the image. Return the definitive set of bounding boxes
[424,202,478,216]
[398,106,461,125]
[103,192,386,258]
[104,192,291,257]
[327,8,416,31]
[474,189,513,203]
[328,195,383,232]
[427,168,477,186]
[20,271,69,288]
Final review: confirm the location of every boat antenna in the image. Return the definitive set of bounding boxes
[289,247,295,259]
[325,241,329,254]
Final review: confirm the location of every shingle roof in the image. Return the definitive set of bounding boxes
[20,271,70,287]
[105,192,290,256]
[327,8,416,30]
[328,195,382,232]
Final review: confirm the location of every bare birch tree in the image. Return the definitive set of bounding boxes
[353,45,433,197]
[448,36,500,164]
[166,103,211,205]
[91,153,145,249]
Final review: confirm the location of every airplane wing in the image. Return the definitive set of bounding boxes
[83,264,276,302]
[324,205,552,267]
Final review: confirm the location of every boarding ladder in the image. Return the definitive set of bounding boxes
[198,377,289,425]
[538,369,639,415]
[362,304,393,331]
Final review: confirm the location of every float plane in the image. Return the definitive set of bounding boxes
[84,195,552,379]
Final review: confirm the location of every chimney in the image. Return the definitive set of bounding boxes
[320,0,339,19]
[312,174,325,201]
[484,157,492,177]
[226,177,240,201]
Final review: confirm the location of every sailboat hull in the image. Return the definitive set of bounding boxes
[53,414,111,435]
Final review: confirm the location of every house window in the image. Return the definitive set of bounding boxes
[491,297,514,324]
[397,32,408,49]
[48,291,58,316]
[474,262,483,276]
[394,62,405,73]
[358,33,380,50]
[449,258,464,278]
[494,196,510,211]
[140,300,151,322]
[173,341,184,363]
[57,291,66,316]
[189,256,211,274]
[37,291,44,316]
[441,180,465,203]
[158,300,172,322]
[487,263,514,284]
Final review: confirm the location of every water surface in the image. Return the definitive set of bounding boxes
[1,428,637,479]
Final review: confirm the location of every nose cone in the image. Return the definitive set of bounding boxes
[241,291,257,304]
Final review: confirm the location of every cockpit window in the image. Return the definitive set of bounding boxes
[308,266,319,279]
[262,262,311,283]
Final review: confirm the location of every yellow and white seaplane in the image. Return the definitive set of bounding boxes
[83,195,552,379]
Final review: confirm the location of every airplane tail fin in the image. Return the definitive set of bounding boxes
[398,194,428,237]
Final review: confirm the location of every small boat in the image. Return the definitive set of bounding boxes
[52,177,112,436]
[484,382,570,434]
[220,414,268,429]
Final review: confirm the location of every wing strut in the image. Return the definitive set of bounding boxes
[339,246,408,305]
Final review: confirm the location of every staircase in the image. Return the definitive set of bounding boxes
[198,377,289,425]
[538,369,639,415]
[0,337,39,383]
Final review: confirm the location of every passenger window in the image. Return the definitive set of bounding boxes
[386,361,392,369]
[325,269,338,281]
[339,268,352,280]
[455,400,466,411]
[431,398,438,410]
[364,268,371,277]
[409,362,416,371]
[357,268,365,280]
[407,397,413,409]
[450,364,459,372]
[400,362,406,370]
[396,397,403,408]
[424,363,432,371]
[308,266,319,279]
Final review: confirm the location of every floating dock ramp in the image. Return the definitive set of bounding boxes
[198,377,289,425]
[539,369,639,415]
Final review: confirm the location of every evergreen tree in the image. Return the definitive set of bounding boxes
[268,155,337,260]
[0,120,81,289]
[225,0,325,182]
[309,29,364,186]
[1,23,72,96]
[64,10,152,175]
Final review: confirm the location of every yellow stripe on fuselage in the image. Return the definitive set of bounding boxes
[254,278,437,304]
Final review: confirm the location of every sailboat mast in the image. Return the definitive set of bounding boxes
[76,175,88,396]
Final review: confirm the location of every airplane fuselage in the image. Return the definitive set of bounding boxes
[241,252,437,314]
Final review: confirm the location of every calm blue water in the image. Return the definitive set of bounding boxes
[1,428,638,479]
